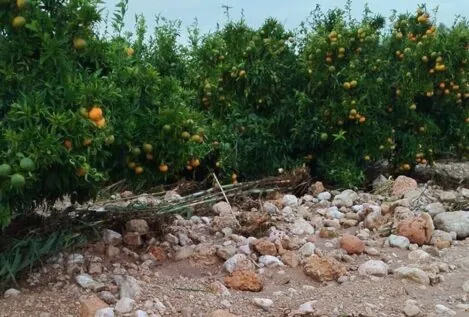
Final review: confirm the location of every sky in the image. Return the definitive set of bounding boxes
[101,0,468,43]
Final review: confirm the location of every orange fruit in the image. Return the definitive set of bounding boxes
[135,166,144,174]
[83,138,92,146]
[363,155,370,161]
[465,117,469,123]
[159,164,168,173]
[76,168,86,177]
[64,139,73,150]
[343,82,351,89]
[409,104,417,110]
[190,158,200,168]
[12,16,26,28]
[73,38,87,49]
[128,162,136,170]
[191,134,203,143]
[402,164,411,171]
[186,165,193,171]
[439,82,446,89]
[325,57,333,64]
[421,159,428,165]
[17,0,28,9]
[95,118,106,129]
[126,47,135,56]
[238,70,246,77]
[359,116,366,124]
[143,143,153,153]
[231,173,238,180]
[88,107,103,122]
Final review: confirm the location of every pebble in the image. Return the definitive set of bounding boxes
[298,301,316,313]
[115,297,135,314]
[317,192,331,201]
[358,260,389,277]
[258,255,284,267]
[403,300,420,317]
[298,242,316,258]
[135,310,149,317]
[388,234,411,249]
[435,304,456,316]
[463,281,469,293]
[252,298,273,311]
[3,288,21,298]
[394,267,430,285]
[95,308,115,317]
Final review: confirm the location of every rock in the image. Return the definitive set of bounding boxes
[298,242,316,258]
[281,251,300,268]
[253,239,277,256]
[434,211,469,239]
[211,214,240,233]
[125,219,149,234]
[358,260,389,277]
[388,234,410,249]
[208,281,231,296]
[462,280,469,293]
[396,215,433,245]
[394,267,430,285]
[414,161,469,187]
[372,175,388,190]
[88,261,103,275]
[259,255,284,267]
[211,310,239,317]
[319,227,338,239]
[115,297,135,314]
[148,246,167,262]
[431,230,453,245]
[435,304,456,316]
[282,194,299,207]
[263,202,279,214]
[332,189,358,207]
[403,300,420,317]
[425,203,446,218]
[289,218,315,235]
[123,232,143,246]
[326,206,344,219]
[340,234,365,255]
[79,296,108,317]
[174,246,195,261]
[3,288,21,298]
[165,233,179,245]
[393,207,414,223]
[317,192,331,201]
[224,270,263,292]
[435,240,451,249]
[95,308,115,317]
[365,247,380,256]
[303,256,347,282]
[177,232,192,246]
[67,253,85,275]
[297,301,316,313]
[310,181,325,195]
[438,191,457,202]
[135,310,149,317]
[223,254,255,273]
[408,250,431,263]
[190,243,218,266]
[76,274,105,292]
[213,201,232,215]
[392,176,418,197]
[106,245,120,258]
[98,291,117,305]
[362,207,384,231]
[252,298,273,311]
[102,229,122,246]
[114,275,141,300]
[216,245,237,260]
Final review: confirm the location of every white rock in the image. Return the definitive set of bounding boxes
[3,288,21,298]
[95,308,115,317]
[252,298,274,311]
[223,254,254,273]
[213,201,232,215]
[114,275,141,300]
[388,234,410,249]
[298,242,316,258]
[317,192,331,201]
[326,207,344,219]
[408,250,431,263]
[435,304,456,316]
[358,260,389,277]
[258,255,284,267]
[298,301,316,313]
[461,188,469,198]
[75,274,105,291]
[394,267,430,285]
[135,310,149,317]
[102,229,122,245]
[289,218,315,235]
[332,189,358,207]
[282,194,298,207]
[115,297,136,314]
[425,202,446,217]
[403,300,420,317]
[263,202,279,214]
[434,211,469,239]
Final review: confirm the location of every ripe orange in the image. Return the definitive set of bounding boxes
[126,47,135,56]
[186,165,193,171]
[159,163,169,173]
[191,134,203,143]
[239,70,246,77]
[83,138,92,146]
[135,166,144,174]
[402,164,411,171]
[88,107,103,121]
[359,116,366,124]
[17,0,28,9]
[64,139,73,150]
[12,16,26,28]
[190,158,200,168]
[73,38,87,49]
[325,57,333,64]
[95,118,106,129]
[343,82,351,89]
[231,173,238,180]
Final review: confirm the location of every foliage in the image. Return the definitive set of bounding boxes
[0,0,467,231]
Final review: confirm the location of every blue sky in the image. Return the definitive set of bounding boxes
[101,0,468,43]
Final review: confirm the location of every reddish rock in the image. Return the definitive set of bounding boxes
[319,227,338,239]
[253,239,277,256]
[224,270,263,292]
[190,243,218,266]
[274,239,286,256]
[148,246,167,262]
[396,216,433,246]
[281,251,300,268]
[392,176,418,197]
[310,181,325,195]
[303,256,347,282]
[123,232,143,246]
[339,234,365,255]
[80,296,108,317]
[435,240,451,249]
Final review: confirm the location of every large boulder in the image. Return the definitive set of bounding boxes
[433,211,469,239]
